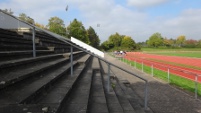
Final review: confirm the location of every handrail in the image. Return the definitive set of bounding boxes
[130,57,200,79]
[125,56,200,99]
[0,10,149,110]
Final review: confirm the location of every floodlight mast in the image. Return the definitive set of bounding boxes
[66,5,68,11]
[65,5,73,77]
[65,5,68,35]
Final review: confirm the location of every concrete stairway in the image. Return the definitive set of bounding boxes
[99,59,148,113]
[0,28,148,113]
[0,28,90,113]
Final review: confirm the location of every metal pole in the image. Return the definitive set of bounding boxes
[151,64,153,76]
[135,60,136,68]
[32,27,36,57]
[144,81,148,110]
[71,46,73,77]
[108,63,111,92]
[142,62,144,72]
[168,68,170,83]
[195,75,198,99]
[130,59,131,66]
[65,5,68,35]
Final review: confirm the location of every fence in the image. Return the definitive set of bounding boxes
[114,53,201,99]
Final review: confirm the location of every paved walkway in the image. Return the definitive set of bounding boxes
[104,54,201,113]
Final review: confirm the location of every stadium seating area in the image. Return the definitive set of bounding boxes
[0,28,147,113]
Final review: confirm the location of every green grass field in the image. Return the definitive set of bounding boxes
[147,58,201,70]
[142,48,201,52]
[118,58,201,96]
[148,51,201,58]
[141,48,201,58]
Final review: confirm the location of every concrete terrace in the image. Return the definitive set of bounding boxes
[1,10,201,113]
[104,54,201,113]
[0,27,149,113]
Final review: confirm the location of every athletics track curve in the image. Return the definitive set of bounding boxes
[124,52,201,82]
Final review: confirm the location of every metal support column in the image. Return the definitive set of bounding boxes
[142,62,144,72]
[144,82,148,110]
[71,46,73,77]
[130,59,131,66]
[135,60,136,68]
[32,27,36,57]
[151,64,153,76]
[195,75,198,99]
[108,63,111,92]
[168,68,170,83]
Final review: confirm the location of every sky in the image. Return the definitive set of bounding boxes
[0,0,201,43]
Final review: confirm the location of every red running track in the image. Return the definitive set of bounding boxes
[125,52,201,82]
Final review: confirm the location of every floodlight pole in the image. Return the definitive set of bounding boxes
[65,5,68,35]
[65,5,73,77]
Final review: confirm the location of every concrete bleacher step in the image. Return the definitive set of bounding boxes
[0,35,32,45]
[0,53,64,69]
[0,104,57,113]
[32,55,91,104]
[112,79,136,113]
[0,32,29,39]
[87,57,109,113]
[88,71,109,113]
[102,74,124,113]
[60,70,93,113]
[0,50,55,62]
[57,56,93,113]
[0,28,20,36]
[117,80,153,113]
[0,54,91,113]
[38,38,67,46]
[0,56,68,89]
[99,59,147,113]
[0,44,48,51]
[0,60,77,104]
[99,59,125,113]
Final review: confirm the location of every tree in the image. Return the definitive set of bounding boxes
[184,39,197,48]
[176,35,186,47]
[2,8,13,15]
[163,37,173,47]
[67,19,89,44]
[108,33,123,47]
[48,16,66,36]
[18,13,34,24]
[197,40,201,48]
[121,36,136,50]
[35,22,46,29]
[147,32,163,47]
[87,26,100,49]
[100,41,114,51]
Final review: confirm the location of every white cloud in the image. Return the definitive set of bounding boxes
[127,0,168,8]
[1,0,201,42]
[0,0,67,24]
[162,9,201,39]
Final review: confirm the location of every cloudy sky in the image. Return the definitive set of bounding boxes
[0,0,201,43]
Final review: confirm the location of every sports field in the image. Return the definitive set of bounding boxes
[142,48,201,58]
[118,49,201,96]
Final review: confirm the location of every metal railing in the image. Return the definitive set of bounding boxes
[0,10,149,110]
[121,55,200,99]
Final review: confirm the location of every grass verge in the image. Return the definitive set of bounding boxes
[118,57,201,96]
[146,58,201,70]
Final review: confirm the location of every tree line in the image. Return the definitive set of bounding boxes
[1,8,144,51]
[100,33,140,51]
[143,32,201,48]
[2,9,100,49]
[4,9,200,51]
